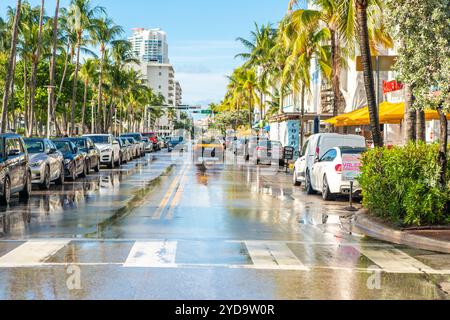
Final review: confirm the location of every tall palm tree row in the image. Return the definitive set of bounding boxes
[0,0,163,136]
[221,0,392,147]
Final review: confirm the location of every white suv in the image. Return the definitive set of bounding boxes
[83,134,120,169]
[293,133,366,194]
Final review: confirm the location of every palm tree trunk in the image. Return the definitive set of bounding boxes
[416,109,426,142]
[248,94,253,129]
[48,0,60,137]
[9,54,17,132]
[23,62,29,134]
[81,80,88,134]
[356,0,383,147]
[54,44,70,118]
[404,84,416,142]
[279,83,284,114]
[437,105,448,189]
[28,0,45,137]
[330,29,345,117]
[300,84,306,149]
[70,41,81,136]
[98,49,105,133]
[0,0,22,133]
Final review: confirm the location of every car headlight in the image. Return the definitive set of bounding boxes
[31,160,44,167]
[101,148,112,153]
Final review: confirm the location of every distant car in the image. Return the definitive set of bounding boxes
[310,147,366,200]
[247,136,269,162]
[293,133,366,193]
[142,137,154,153]
[52,139,87,180]
[123,137,140,159]
[235,137,248,156]
[83,134,120,169]
[24,138,65,189]
[193,137,224,165]
[167,136,184,151]
[115,137,130,164]
[0,134,32,205]
[121,133,145,157]
[142,132,160,151]
[68,137,101,173]
[253,140,284,166]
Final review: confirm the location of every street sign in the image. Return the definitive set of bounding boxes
[201,110,212,115]
[342,154,363,182]
[283,146,295,161]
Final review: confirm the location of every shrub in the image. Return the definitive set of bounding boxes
[358,142,450,227]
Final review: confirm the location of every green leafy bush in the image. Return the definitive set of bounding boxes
[359,142,450,226]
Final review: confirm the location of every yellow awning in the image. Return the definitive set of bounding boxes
[325,102,449,127]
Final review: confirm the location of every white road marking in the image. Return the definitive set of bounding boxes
[123,241,178,268]
[0,240,69,267]
[245,241,308,270]
[355,246,436,273]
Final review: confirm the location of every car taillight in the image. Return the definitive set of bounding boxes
[316,147,320,157]
[256,146,266,151]
[335,164,342,173]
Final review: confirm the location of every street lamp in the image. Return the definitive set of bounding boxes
[45,85,56,139]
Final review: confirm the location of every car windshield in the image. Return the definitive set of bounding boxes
[24,140,45,154]
[122,134,141,142]
[88,136,110,144]
[71,139,87,149]
[54,141,72,153]
[127,138,136,144]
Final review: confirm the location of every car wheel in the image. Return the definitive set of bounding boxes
[39,166,51,190]
[305,170,316,195]
[19,172,31,202]
[322,175,334,201]
[0,177,11,206]
[55,163,65,185]
[293,171,301,186]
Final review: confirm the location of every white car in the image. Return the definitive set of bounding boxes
[310,147,366,200]
[293,133,366,193]
[83,134,120,169]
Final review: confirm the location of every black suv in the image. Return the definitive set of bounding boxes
[0,134,32,205]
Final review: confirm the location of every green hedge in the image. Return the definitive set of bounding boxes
[359,142,450,227]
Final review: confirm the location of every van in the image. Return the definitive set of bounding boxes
[293,133,366,193]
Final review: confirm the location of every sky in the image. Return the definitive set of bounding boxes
[0,0,289,106]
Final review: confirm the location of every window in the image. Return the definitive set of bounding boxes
[6,138,23,155]
[301,141,309,157]
[320,149,337,162]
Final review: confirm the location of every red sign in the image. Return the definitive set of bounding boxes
[383,80,404,94]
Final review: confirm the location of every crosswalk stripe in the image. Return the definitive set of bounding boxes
[245,241,308,270]
[123,241,178,268]
[0,240,69,267]
[355,246,436,273]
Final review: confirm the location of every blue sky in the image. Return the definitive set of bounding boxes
[0,0,289,106]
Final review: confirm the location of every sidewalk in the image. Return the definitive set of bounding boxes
[353,209,450,254]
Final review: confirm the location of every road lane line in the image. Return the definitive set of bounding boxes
[152,164,188,220]
[355,246,436,273]
[124,241,178,268]
[166,165,191,220]
[245,241,308,270]
[0,240,70,267]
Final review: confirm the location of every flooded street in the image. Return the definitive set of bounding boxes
[0,149,449,299]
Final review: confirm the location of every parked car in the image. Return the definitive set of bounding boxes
[246,136,268,162]
[167,136,184,151]
[83,134,120,169]
[310,147,366,200]
[121,133,145,157]
[253,140,284,166]
[53,139,87,180]
[293,133,366,193]
[119,137,134,162]
[234,137,248,156]
[123,137,140,159]
[115,137,130,164]
[23,138,65,189]
[142,137,154,153]
[0,134,32,205]
[142,132,160,151]
[68,137,100,173]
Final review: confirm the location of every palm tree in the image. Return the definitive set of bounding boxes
[67,0,104,136]
[77,58,97,133]
[47,0,60,137]
[89,17,123,133]
[1,0,22,134]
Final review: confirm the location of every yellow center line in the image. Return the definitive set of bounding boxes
[152,164,188,220]
[166,164,191,220]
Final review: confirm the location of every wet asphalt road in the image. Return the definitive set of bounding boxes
[0,147,449,300]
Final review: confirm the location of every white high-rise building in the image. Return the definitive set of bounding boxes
[129,28,169,64]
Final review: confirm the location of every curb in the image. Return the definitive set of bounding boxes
[353,209,450,254]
